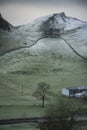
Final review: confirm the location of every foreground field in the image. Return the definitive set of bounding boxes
[0,123,39,130]
[0,56,87,117]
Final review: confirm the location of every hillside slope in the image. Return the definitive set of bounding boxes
[0,12,87,59]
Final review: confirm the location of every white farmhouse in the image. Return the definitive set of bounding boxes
[61,86,87,98]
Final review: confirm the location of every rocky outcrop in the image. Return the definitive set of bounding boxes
[0,13,13,31]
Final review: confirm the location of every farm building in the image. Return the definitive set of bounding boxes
[61,86,87,98]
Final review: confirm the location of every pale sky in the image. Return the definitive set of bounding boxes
[0,0,87,26]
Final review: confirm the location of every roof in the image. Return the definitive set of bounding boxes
[67,86,87,91]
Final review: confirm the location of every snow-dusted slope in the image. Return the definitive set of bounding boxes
[19,12,85,32]
[0,12,87,60]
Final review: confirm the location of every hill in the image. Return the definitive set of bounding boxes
[0,12,87,108]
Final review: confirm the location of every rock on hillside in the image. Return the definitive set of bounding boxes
[0,13,14,31]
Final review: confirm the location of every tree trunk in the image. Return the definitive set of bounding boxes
[42,96,45,107]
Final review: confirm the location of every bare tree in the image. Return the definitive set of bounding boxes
[39,98,80,130]
[33,82,50,107]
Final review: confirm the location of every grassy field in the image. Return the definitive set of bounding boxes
[0,123,39,130]
[0,105,46,119]
[0,60,87,117]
